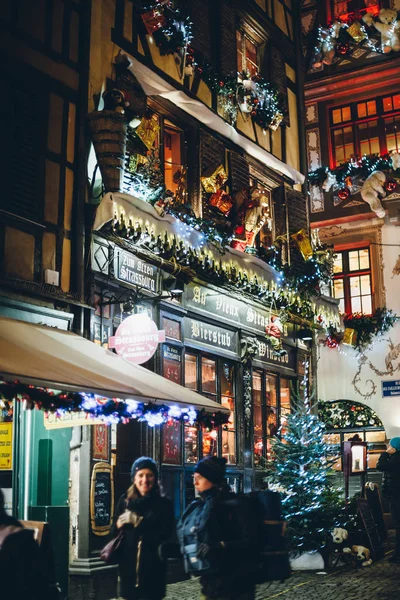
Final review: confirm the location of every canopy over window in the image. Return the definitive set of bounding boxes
[0,317,228,414]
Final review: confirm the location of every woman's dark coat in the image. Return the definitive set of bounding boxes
[114,491,175,600]
[177,485,257,599]
[377,451,400,497]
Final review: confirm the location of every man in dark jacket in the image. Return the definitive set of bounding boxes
[377,437,400,563]
[178,457,257,600]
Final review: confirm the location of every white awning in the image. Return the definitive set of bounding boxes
[0,317,228,414]
[127,56,305,185]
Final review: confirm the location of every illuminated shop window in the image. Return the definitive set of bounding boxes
[252,371,293,467]
[184,353,237,464]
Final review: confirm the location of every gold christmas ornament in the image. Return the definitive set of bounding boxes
[346,21,366,43]
[135,115,160,150]
[291,229,313,261]
[343,328,357,346]
[201,164,228,194]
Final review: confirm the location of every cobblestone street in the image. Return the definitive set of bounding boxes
[164,552,400,600]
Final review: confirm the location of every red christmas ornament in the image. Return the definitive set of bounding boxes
[336,42,349,55]
[385,178,397,193]
[325,335,339,349]
[337,187,350,201]
[219,81,225,87]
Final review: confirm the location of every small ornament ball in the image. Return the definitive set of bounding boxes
[385,178,397,193]
[337,187,350,201]
[336,42,349,55]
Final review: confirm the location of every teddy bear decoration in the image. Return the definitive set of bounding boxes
[362,8,400,54]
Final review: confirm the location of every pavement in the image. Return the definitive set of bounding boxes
[164,550,400,600]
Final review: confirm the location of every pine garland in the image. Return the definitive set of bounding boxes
[0,380,230,428]
[318,400,383,429]
[308,153,399,187]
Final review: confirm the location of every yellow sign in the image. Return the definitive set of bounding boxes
[0,422,13,470]
[44,411,103,430]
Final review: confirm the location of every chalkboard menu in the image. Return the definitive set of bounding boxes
[357,498,385,560]
[90,462,114,536]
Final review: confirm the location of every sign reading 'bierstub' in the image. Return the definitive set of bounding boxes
[109,314,165,365]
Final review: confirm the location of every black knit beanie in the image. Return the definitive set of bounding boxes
[130,456,158,480]
[194,456,227,484]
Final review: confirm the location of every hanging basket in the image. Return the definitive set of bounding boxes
[87,110,128,192]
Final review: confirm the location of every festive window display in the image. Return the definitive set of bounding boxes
[252,371,290,467]
[183,353,236,463]
[311,7,400,70]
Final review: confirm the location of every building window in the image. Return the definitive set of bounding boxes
[124,113,186,203]
[330,95,400,167]
[333,246,373,314]
[184,352,237,465]
[236,30,258,76]
[252,371,292,467]
[332,1,380,21]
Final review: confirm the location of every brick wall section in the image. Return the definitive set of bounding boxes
[189,0,212,60]
[200,130,225,216]
[219,0,236,76]
[229,151,249,193]
[286,188,310,270]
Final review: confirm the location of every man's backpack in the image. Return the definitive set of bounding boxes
[246,490,291,583]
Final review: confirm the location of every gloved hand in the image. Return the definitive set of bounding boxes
[117,510,143,529]
[196,542,223,560]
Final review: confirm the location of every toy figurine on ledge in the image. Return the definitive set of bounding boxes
[265,316,287,356]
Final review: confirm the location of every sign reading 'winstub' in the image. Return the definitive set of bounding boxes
[185,284,278,336]
[114,249,159,293]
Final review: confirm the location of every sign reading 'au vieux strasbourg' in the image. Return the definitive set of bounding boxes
[185,283,280,337]
[114,248,159,293]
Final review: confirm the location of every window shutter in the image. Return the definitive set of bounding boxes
[0,77,42,222]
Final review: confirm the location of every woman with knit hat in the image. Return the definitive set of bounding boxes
[178,456,257,600]
[377,437,400,563]
[113,456,175,600]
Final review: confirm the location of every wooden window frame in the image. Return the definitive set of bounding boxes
[333,245,373,314]
[330,0,381,21]
[236,29,259,76]
[329,93,400,168]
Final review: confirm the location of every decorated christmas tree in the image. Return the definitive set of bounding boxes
[265,362,345,555]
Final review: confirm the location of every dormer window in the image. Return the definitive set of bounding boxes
[236,30,258,76]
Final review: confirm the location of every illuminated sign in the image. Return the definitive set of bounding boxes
[109,314,165,365]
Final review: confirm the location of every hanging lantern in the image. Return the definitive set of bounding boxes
[385,178,398,193]
[336,42,349,55]
[337,187,350,201]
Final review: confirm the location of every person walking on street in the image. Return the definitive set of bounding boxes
[0,488,51,600]
[114,457,176,600]
[178,456,257,600]
[377,437,400,563]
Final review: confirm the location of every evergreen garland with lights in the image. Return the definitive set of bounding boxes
[318,400,383,429]
[308,153,400,187]
[323,307,399,353]
[264,367,345,554]
[0,380,230,428]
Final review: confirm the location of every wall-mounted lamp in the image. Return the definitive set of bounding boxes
[162,274,184,297]
[297,327,313,341]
